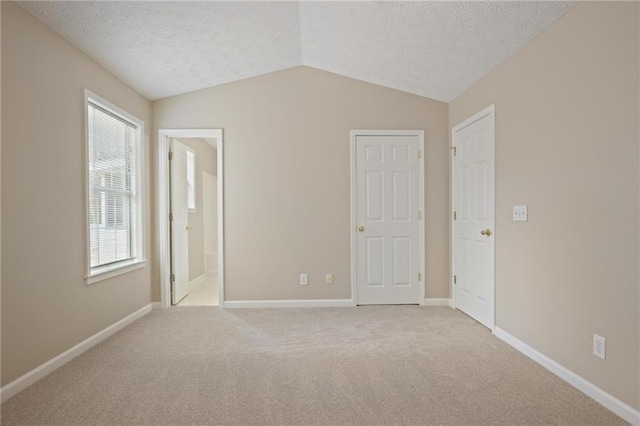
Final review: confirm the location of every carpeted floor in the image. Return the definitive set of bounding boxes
[1,306,626,425]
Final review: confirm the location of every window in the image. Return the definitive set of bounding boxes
[186,149,196,211]
[86,91,145,282]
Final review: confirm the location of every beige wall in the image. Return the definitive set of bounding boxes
[450,2,639,410]
[174,137,217,281]
[153,66,449,302]
[1,2,152,385]
[7,0,635,412]
[1,0,3,383]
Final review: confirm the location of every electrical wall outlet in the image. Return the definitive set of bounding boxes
[299,273,308,286]
[325,274,334,284]
[593,334,606,360]
[513,205,528,222]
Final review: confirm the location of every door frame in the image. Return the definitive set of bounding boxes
[349,129,426,306]
[158,129,224,308]
[450,104,495,329]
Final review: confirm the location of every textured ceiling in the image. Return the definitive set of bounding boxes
[300,1,576,103]
[18,1,576,102]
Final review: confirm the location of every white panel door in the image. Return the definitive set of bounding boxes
[354,133,421,305]
[453,106,495,329]
[170,140,190,305]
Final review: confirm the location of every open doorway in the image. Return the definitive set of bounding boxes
[158,129,224,308]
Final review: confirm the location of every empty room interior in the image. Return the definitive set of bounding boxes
[1,1,639,425]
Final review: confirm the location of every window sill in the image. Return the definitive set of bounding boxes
[86,259,147,285]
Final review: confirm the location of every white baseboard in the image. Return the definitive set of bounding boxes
[494,327,640,425]
[223,299,354,308]
[188,274,206,289]
[0,303,153,403]
[151,302,164,310]
[423,298,452,307]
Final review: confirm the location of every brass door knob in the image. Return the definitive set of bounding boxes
[358,226,365,232]
[481,229,492,236]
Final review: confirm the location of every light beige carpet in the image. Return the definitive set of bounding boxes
[1,306,626,425]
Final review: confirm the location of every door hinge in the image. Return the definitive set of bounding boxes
[454,275,457,284]
[168,151,174,160]
[417,211,422,220]
[418,272,421,281]
[170,274,175,283]
[451,146,457,157]
[417,150,422,159]
[169,213,174,222]
[454,211,457,220]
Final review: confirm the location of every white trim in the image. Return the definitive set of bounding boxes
[223,299,354,309]
[417,132,426,306]
[350,134,357,307]
[83,89,146,284]
[450,104,495,330]
[85,259,147,285]
[349,130,358,306]
[151,302,164,310]
[188,274,207,289]
[158,129,224,309]
[494,327,640,425]
[453,105,495,133]
[350,130,426,306]
[450,117,456,310]
[423,298,452,307]
[0,304,153,403]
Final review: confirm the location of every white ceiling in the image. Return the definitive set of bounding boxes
[18,1,576,102]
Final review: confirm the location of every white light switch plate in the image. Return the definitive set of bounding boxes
[513,205,528,222]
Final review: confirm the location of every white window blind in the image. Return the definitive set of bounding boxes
[87,100,139,271]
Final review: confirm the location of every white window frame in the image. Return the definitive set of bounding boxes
[84,89,146,284]
[186,147,197,213]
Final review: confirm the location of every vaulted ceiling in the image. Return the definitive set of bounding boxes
[18,1,576,102]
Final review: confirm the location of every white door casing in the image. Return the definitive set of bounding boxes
[158,129,224,309]
[203,172,217,277]
[170,139,190,305]
[351,130,424,305]
[452,105,495,329]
